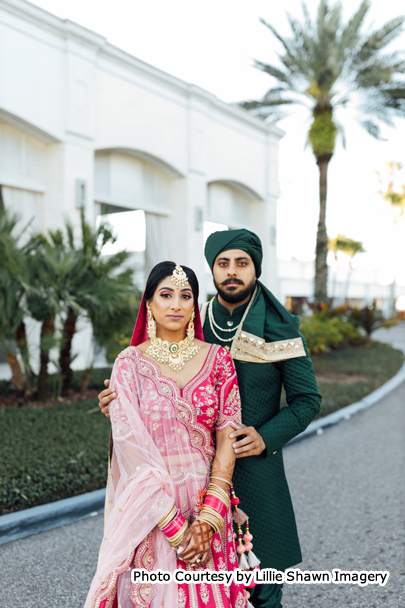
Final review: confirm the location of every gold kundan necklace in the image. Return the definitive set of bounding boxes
[146,336,200,373]
[145,264,201,373]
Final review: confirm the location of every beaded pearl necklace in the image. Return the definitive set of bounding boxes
[208,298,242,343]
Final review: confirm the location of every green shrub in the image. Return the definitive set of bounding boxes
[71,366,113,390]
[349,301,398,337]
[0,400,110,514]
[300,314,365,355]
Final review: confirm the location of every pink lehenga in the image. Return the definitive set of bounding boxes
[84,342,247,608]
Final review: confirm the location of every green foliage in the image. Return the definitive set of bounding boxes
[71,367,113,390]
[328,234,365,258]
[308,110,338,157]
[93,292,141,363]
[349,301,397,336]
[0,206,138,397]
[300,313,365,354]
[0,400,110,515]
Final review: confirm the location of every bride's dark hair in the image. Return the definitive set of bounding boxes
[144,261,199,303]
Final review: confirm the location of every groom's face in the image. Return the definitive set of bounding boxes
[212,249,256,304]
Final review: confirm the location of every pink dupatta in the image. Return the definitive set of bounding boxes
[85,301,209,608]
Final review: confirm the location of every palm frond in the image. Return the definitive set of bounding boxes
[339,0,370,55]
[351,17,404,68]
[259,17,308,76]
[301,2,314,38]
[253,60,293,86]
[360,119,383,139]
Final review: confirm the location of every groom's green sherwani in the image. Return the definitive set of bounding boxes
[203,228,322,608]
[203,296,321,572]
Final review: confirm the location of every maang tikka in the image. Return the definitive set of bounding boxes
[171,264,189,288]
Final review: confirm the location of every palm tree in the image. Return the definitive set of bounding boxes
[328,234,365,302]
[338,235,365,300]
[0,210,31,397]
[376,161,405,315]
[25,245,64,400]
[0,271,26,395]
[36,211,135,393]
[240,0,405,303]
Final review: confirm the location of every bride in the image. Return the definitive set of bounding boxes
[84,261,248,608]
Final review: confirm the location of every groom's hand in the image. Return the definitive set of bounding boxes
[229,425,266,457]
[98,380,116,418]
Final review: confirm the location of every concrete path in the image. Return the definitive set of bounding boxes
[281,381,405,608]
[1,325,404,608]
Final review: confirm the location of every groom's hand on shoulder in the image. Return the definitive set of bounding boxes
[98,379,116,418]
[229,425,266,458]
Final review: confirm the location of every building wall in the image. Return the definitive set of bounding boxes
[0,0,283,375]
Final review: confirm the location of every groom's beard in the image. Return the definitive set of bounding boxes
[214,277,256,304]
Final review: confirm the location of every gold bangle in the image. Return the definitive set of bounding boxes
[203,505,226,525]
[157,504,177,530]
[198,508,224,534]
[199,516,221,534]
[197,514,220,534]
[206,485,230,506]
[207,490,230,505]
[208,483,229,499]
[210,476,232,486]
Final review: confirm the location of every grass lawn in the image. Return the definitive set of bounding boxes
[312,341,404,418]
[1,341,403,515]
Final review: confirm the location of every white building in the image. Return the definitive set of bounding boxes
[0,0,282,374]
[278,259,405,317]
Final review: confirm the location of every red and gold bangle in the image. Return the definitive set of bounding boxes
[204,494,228,519]
[160,510,188,547]
[165,520,188,547]
[197,482,230,533]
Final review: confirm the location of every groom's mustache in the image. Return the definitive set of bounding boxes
[221,279,244,286]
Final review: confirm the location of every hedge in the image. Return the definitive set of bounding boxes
[0,400,110,515]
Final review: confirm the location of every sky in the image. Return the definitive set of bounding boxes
[28,0,405,285]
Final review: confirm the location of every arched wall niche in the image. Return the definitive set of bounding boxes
[94,148,186,277]
[94,148,183,215]
[206,180,264,229]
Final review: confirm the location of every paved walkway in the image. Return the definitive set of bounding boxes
[1,326,404,608]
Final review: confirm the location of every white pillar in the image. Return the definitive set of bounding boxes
[44,139,95,232]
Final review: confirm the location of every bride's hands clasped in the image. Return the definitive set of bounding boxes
[177,520,213,566]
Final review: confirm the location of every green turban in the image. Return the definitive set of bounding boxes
[204,229,263,278]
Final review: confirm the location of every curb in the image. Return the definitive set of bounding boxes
[0,488,106,546]
[1,343,404,546]
[285,349,405,449]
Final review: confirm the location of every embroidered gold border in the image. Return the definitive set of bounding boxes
[232,331,306,363]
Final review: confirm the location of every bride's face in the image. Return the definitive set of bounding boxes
[149,276,195,336]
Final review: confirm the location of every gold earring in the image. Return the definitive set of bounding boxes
[187,309,195,341]
[146,304,156,340]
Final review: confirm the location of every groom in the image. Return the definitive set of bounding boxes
[98,229,321,608]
